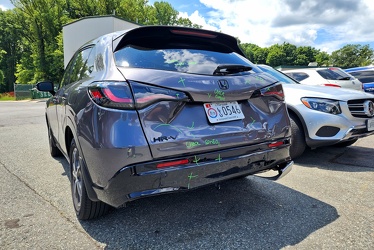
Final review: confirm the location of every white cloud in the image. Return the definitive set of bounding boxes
[0,5,8,10]
[179,0,374,53]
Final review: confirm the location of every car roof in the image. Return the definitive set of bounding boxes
[284,68,328,72]
[345,66,374,72]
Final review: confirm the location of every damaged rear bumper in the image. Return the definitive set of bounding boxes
[93,140,292,207]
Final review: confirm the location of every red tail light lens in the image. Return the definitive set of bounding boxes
[130,81,190,109]
[170,29,217,38]
[321,83,341,88]
[157,159,189,168]
[251,83,285,101]
[268,141,284,148]
[88,82,134,109]
[261,83,284,100]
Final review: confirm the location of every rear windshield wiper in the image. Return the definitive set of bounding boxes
[213,64,252,75]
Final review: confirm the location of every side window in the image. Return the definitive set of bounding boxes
[60,47,93,88]
[350,71,374,84]
[82,46,96,77]
[287,72,309,82]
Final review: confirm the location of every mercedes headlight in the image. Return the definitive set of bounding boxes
[301,98,341,115]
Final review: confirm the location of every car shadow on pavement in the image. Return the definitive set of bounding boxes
[294,145,374,172]
[78,176,338,249]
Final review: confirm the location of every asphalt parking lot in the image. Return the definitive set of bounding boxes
[0,101,373,249]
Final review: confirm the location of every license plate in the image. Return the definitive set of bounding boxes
[367,118,374,131]
[204,102,244,123]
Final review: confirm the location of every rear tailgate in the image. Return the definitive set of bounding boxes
[119,68,288,159]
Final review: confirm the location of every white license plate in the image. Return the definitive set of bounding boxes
[204,102,244,123]
[367,118,374,131]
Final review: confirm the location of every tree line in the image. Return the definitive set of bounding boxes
[240,42,373,69]
[0,0,373,93]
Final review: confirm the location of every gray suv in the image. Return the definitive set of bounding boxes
[37,26,293,220]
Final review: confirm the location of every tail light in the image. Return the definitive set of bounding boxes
[170,29,217,38]
[88,82,134,110]
[88,81,190,110]
[321,83,341,88]
[251,83,285,101]
[268,141,284,148]
[157,159,189,168]
[130,81,190,109]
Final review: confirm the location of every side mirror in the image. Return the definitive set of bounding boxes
[36,81,55,95]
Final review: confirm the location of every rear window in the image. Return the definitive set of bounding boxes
[317,68,354,80]
[287,72,309,82]
[349,70,374,84]
[114,46,258,75]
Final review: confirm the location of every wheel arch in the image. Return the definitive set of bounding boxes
[287,106,309,141]
[65,119,99,202]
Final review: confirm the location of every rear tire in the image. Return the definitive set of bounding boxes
[69,139,110,220]
[289,114,306,159]
[48,125,62,157]
[334,138,358,147]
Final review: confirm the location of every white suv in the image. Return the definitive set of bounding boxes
[283,67,363,91]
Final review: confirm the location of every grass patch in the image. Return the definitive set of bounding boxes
[0,92,16,101]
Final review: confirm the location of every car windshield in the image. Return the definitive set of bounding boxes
[258,65,297,84]
[317,68,354,80]
[114,46,259,75]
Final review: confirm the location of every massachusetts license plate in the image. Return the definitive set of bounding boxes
[204,102,244,123]
[367,118,374,131]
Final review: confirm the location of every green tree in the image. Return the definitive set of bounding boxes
[315,51,330,66]
[0,9,22,92]
[294,46,319,66]
[330,44,374,68]
[11,0,69,83]
[240,43,261,62]
[281,42,297,65]
[266,44,286,66]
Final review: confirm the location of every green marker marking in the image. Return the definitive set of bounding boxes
[178,77,186,87]
[187,122,195,129]
[208,93,212,98]
[215,154,222,162]
[250,117,256,126]
[193,156,200,165]
[187,172,198,189]
[188,172,198,180]
[245,79,251,85]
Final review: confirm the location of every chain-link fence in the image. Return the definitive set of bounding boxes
[14,84,53,100]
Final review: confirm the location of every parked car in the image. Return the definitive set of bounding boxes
[258,65,374,159]
[37,26,293,220]
[283,67,363,91]
[345,66,374,94]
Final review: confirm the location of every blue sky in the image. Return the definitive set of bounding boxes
[2,0,374,53]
